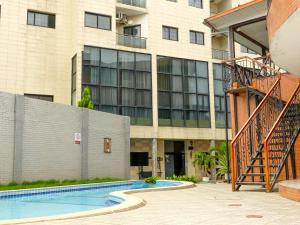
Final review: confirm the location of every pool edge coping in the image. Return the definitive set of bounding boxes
[0,181,195,225]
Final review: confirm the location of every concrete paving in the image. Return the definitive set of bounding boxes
[29,183,300,225]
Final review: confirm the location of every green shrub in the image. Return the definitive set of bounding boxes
[166,175,198,184]
[78,87,94,109]
[0,177,127,191]
[144,176,159,184]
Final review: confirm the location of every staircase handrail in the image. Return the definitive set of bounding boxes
[222,56,281,76]
[264,83,300,191]
[231,77,281,144]
[231,77,282,191]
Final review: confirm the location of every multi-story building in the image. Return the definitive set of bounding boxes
[0,0,243,180]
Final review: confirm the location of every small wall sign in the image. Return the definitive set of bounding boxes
[74,133,81,144]
[104,138,112,153]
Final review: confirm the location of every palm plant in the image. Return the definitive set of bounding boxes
[193,151,215,177]
[209,142,230,178]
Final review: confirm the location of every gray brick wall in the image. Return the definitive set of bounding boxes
[87,110,130,179]
[0,93,15,183]
[0,92,130,183]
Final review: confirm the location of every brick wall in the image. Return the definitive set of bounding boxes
[0,92,130,183]
[0,93,15,183]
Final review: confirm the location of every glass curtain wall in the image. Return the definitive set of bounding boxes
[213,63,231,128]
[82,46,152,125]
[157,56,210,127]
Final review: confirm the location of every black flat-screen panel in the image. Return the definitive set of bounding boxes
[130,152,149,166]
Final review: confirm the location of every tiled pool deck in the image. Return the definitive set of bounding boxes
[23,183,300,225]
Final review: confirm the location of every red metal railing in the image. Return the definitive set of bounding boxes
[231,78,283,191]
[264,83,300,192]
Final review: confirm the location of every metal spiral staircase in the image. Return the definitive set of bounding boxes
[223,56,300,192]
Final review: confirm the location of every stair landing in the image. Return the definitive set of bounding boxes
[279,180,300,202]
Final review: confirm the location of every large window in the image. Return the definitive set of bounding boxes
[241,45,256,54]
[27,11,55,28]
[83,47,152,125]
[162,26,178,41]
[85,12,111,30]
[213,63,231,128]
[24,94,54,102]
[189,0,203,8]
[157,56,210,127]
[71,54,77,106]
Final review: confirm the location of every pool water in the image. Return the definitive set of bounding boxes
[0,181,181,220]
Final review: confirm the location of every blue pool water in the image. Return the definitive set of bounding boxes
[0,181,181,220]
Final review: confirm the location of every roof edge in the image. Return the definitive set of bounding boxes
[207,0,264,22]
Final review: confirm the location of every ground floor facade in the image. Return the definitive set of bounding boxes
[129,138,226,180]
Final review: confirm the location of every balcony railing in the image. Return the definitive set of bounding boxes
[117,34,147,49]
[117,0,146,8]
[212,49,229,60]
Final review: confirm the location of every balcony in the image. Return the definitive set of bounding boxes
[212,49,229,60]
[117,33,147,49]
[116,0,147,16]
[117,0,146,8]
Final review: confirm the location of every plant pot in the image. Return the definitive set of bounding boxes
[251,79,257,89]
[225,173,231,181]
[202,177,210,182]
[232,82,240,89]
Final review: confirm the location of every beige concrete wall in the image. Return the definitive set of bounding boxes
[0,0,73,104]
[0,0,231,151]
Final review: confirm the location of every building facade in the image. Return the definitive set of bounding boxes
[0,0,254,180]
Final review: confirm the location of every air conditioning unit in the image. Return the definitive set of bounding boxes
[116,12,128,25]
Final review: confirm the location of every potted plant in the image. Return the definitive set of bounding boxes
[193,151,215,182]
[232,81,240,89]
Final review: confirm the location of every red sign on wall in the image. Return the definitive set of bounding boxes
[74,133,81,144]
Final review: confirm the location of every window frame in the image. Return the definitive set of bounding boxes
[84,12,112,31]
[27,10,56,29]
[157,55,211,128]
[190,30,204,45]
[24,94,54,102]
[162,25,179,41]
[82,46,153,126]
[124,24,142,37]
[188,0,203,8]
[213,63,231,129]
[71,54,77,106]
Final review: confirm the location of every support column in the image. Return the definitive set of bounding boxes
[13,95,25,182]
[210,140,216,181]
[224,91,230,183]
[152,138,158,177]
[81,108,89,179]
[228,26,236,59]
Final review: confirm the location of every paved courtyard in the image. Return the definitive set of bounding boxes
[29,183,300,225]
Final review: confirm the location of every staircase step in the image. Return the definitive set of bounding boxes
[236,182,265,186]
[247,165,264,168]
[256,149,285,153]
[241,173,265,176]
[253,156,283,160]
[268,142,288,146]
[241,173,276,177]
[246,164,278,168]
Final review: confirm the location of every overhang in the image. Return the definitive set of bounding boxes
[205,0,269,54]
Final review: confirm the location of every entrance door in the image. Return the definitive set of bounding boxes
[164,141,185,177]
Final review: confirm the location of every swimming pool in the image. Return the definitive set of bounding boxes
[0,180,182,221]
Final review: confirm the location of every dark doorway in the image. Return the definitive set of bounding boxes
[164,141,185,177]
